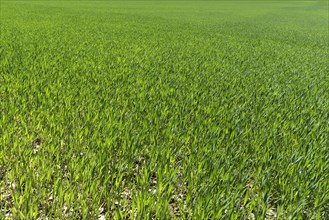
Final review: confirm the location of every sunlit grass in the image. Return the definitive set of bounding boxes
[1,1,328,219]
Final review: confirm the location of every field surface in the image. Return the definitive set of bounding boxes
[1,0,329,219]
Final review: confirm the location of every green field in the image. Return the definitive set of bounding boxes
[1,0,328,219]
